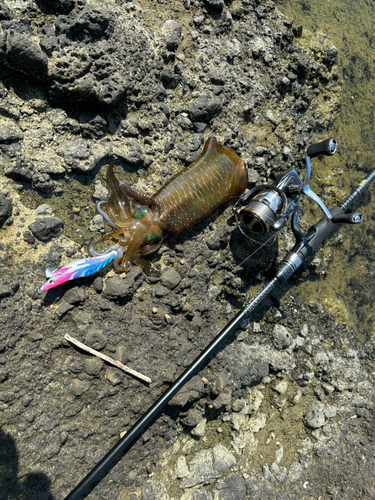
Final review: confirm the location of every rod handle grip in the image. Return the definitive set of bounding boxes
[306,138,337,158]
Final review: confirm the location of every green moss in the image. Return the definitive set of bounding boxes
[276,0,375,341]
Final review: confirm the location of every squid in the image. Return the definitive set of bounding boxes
[41,137,247,290]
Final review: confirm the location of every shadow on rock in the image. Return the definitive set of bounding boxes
[0,427,53,500]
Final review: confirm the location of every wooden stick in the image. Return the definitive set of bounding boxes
[64,334,151,384]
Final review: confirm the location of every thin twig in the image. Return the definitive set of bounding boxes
[64,334,151,384]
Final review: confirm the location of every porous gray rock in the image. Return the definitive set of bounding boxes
[115,138,144,166]
[0,1,347,499]
[273,324,294,349]
[162,20,182,51]
[190,417,207,438]
[215,473,246,500]
[180,444,236,488]
[59,139,95,173]
[182,490,212,500]
[0,119,23,143]
[89,214,105,234]
[35,204,54,216]
[304,400,337,429]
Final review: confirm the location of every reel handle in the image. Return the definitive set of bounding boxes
[306,138,337,158]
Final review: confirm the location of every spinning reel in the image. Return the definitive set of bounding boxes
[233,138,363,246]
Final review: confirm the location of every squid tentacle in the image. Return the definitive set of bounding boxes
[96,200,120,229]
[118,180,154,206]
[107,164,132,219]
[88,239,120,257]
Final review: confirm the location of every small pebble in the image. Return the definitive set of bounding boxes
[152,307,158,314]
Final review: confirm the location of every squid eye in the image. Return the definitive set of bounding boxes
[49,279,55,285]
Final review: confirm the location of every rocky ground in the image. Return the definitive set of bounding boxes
[1,0,375,499]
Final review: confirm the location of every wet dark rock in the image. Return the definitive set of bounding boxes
[0,1,346,497]
[85,330,107,351]
[64,287,85,305]
[206,228,230,250]
[92,276,103,293]
[161,20,182,51]
[5,30,48,78]
[55,300,74,317]
[0,285,12,300]
[0,192,12,227]
[103,267,143,300]
[84,357,103,377]
[181,408,203,427]
[23,230,35,244]
[0,32,6,63]
[323,45,338,65]
[36,0,76,15]
[0,120,23,143]
[189,90,222,123]
[161,268,181,289]
[170,375,204,406]
[32,173,54,194]
[0,1,12,21]
[80,112,108,139]
[4,158,34,183]
[28,217,64,242]
[205,0,224,9]
[161,66,180,89]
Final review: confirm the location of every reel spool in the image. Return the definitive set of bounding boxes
[233,138,340,245]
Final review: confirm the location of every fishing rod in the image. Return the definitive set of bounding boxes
[65,138,373,500]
